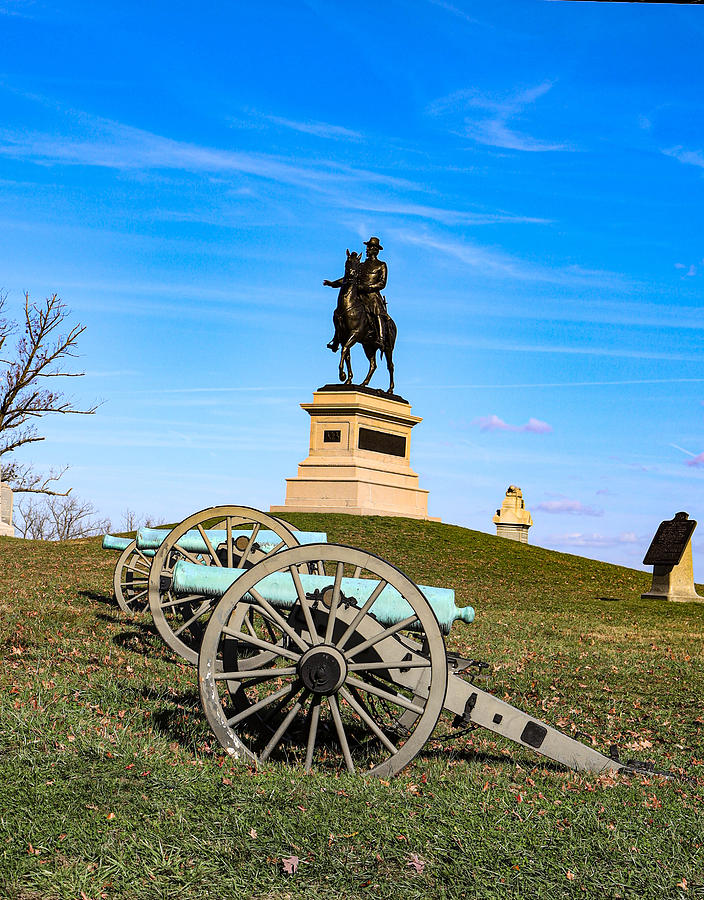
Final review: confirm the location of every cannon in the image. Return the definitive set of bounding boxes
[102,508,326,621]
[102,535,155,616]
[180,541,634,779]
[146,506,328,664]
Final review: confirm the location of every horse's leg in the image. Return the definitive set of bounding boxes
[360,344,377,388]
[385,347,395,394]
[340,338,356,385]
[338,348,346,382]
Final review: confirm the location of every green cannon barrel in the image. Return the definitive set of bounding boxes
[136,526,327,554]
[102,535,155,557]
[171,560,474,635]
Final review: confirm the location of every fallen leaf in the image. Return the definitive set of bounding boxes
[407,853,425,874]
[282,854,299,874]
[566,871,576,881]
[249,828,257,839]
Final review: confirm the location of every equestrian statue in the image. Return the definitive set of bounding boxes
[323,236,397,394]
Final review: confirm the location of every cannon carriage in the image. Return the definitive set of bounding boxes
[102,506,650,779]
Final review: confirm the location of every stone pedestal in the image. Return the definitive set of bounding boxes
[0,481,14,537]
[271,384,437,520]
[492,485,533,543]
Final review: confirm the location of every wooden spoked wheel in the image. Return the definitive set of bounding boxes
[199,544,447,779]
[113,541,151,616]
[148,506,300,665]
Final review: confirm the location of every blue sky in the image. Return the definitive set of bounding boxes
[1,0,703,569]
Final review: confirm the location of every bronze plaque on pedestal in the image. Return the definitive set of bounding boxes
[358,427,406,458]
[643,512,696,567]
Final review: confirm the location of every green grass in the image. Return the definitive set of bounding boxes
[1,516,703,899]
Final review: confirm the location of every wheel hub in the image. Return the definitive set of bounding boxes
[298,645,347,695]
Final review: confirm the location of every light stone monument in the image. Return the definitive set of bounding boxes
[271,384,437,520]
[641,511,702,602]
[272,237,437,520]
[0,481,14,537]
[493,485,533,543]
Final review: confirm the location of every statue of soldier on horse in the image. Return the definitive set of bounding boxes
[323,237,397,394]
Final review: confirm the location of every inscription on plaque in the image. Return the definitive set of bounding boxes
[358,427,406,458]
[323,430,341,443]
[643,512,696,567]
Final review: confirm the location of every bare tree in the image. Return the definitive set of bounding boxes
[120,508,160,532]
[15,494,111,541]
[0,291,97,495]
[121,508,140,532]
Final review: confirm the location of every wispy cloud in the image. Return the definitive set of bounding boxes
[663,146,704,169]
[261,114,363,142]
[0,116,416,193]
[338,197,549,226]
[675,262,699,278]
[472,414,552,434]
[536,499,603,517]
[428,81,572,152]
[84,369,141,377]
[394,228,622,287]
[686,453,704,468]
[410,330,699,362]
[0,1,34,18]
[543,531,639,549]
[425,0,479,24]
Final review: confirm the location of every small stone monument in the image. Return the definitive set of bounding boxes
[493,485,533,543]
[641,511,702,602]
[0,481,14,537]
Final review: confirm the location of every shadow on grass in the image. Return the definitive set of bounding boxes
[113,627,171,657]
[421,741,568,773]
[78,589,113,606]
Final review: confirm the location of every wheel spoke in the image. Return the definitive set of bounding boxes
[259,689,308,762]
[347,659,430,672]
[305,698,322,771]
[170,545,208,566]
[160,592,203,610]
[173,598,213,636]
[352,565,362,578]
[289,566,320,645]
[337,580,387,651]
[126,588,147,603]
[226,517,234,568]
[247,586,310,653]
[324,562,345,644]
[214,665,297,681]
[221,625,301,662]
[237,522,261,567]
[344,615,418,661]
[345,675,424,715]
[339,686,398,755]
[226,682,297,726]
[196,524,222,567]
[328,694,354,773]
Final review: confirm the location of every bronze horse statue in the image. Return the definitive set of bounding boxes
[326,250,397,394]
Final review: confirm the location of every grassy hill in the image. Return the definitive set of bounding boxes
[1,515,703,899]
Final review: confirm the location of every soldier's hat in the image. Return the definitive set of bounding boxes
[364,236,383,250]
